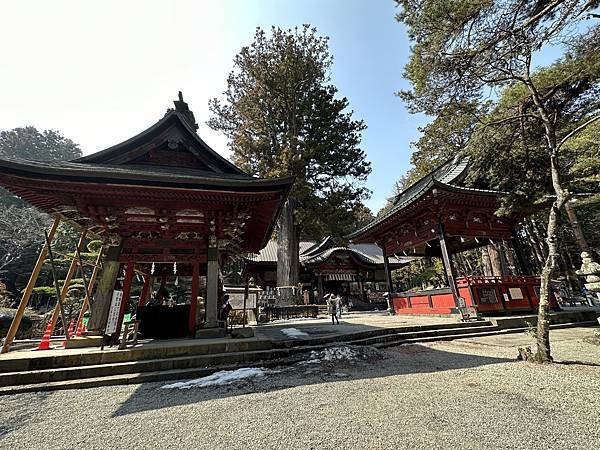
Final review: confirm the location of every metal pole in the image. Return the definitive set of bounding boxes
[1,217,60,353]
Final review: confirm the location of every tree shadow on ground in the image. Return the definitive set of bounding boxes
[111,343,513,418]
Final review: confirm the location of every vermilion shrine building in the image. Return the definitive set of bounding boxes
[0,94,292,351]
[349,158,553,315]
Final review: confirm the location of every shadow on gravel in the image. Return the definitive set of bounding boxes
[0,391,53,439]
[111,344,512,418]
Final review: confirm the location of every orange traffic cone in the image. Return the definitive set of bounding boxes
[38,321,53,350]
[68,319,75,339]
[75,321,83,338]
[62,319,75,348]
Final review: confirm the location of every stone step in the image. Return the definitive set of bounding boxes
[0,338,272,373]
[0,344,323,388]
[371,321,599,349]
[0,359,292,396]
[270,320,494,349]
[348,324,501,347]
[1,320,596,394]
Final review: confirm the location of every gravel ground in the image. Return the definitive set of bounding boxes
[1,327,599,450]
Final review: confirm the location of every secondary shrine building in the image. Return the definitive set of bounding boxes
[349,158,554,315]
[0,94,293,340]
[245,236,411,306]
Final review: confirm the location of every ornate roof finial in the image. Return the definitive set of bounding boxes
[173,91,199,131]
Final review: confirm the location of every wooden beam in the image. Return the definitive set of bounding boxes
[76,248,104,329]
[44,230,70,343]
[49,230,88,334]
[87,242,123,332]
[1,217,60,353]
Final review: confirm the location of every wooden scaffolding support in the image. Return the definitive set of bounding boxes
[1,217,61,354]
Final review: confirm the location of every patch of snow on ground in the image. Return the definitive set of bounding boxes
[161,368,266,390]
[281,328,309,338]
[301,345,383,365]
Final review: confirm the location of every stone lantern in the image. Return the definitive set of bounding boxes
[577,252,600,293]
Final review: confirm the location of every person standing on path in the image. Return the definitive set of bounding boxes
[327,292,340,325]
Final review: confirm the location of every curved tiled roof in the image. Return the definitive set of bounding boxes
[0,157,294,191]
[246,238,412,267]
[75,110,247,176]
[347,157,502,241]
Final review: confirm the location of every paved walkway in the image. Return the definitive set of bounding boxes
[254,311,456,341]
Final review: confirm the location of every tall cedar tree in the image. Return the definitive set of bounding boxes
[209,26,371,289]
[396,0,599,362]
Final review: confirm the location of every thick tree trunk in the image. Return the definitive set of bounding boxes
[503,242,518,275]
[524,221,545,271]
[488,245,503,276]
[529,98,568,363]
[481,247,493,276]
[276,198,299,305]
[532,219,549,260]
[564,201,591,255]
[536,199,562,363]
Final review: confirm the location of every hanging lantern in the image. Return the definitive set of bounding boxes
[174,276,179,286]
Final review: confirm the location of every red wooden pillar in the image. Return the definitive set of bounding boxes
[114,262,135,340]
[189,261,199,337]
[138,275,151,307]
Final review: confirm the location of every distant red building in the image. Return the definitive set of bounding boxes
[349,158,554,315]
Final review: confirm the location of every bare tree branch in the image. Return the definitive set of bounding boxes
[556,115,600,150]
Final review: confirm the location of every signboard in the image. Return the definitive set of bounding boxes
[228,292,257,310]
[508,287,524,300]
[105,290,124,335]
[477,287,499,304]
